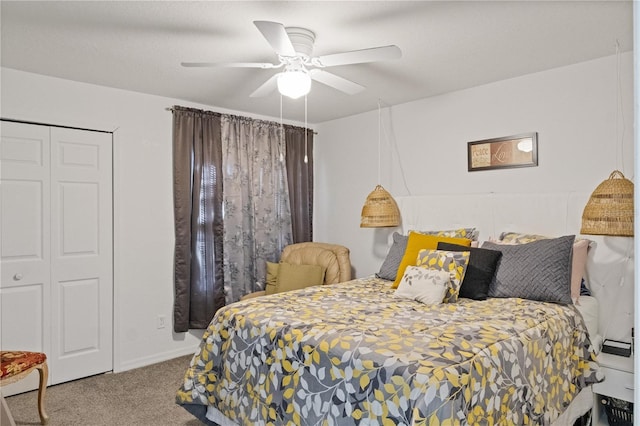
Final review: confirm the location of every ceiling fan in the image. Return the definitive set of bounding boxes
[181,20,402,99]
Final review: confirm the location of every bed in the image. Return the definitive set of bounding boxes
[176,270,602,425]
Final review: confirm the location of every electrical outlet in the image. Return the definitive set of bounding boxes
[157,315,166,329]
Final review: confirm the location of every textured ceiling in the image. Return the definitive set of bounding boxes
[0,1,633,124]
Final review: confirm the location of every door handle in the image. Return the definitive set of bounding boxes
[13,273,23,281]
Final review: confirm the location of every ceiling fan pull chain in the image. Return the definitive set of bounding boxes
[279,94,284,162]
[304,95,308,164]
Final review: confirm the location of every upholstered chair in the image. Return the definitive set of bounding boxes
[241,242,351,300]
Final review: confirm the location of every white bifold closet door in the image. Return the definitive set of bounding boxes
[0,120,113,395]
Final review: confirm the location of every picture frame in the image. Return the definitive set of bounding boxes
[467,132,538,172]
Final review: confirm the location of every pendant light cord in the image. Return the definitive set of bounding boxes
[615,40,627,176]
[378,99,382,183]
[279,95,284,162]
[378,99,411,195]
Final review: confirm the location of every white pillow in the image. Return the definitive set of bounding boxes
[394,266,450,305]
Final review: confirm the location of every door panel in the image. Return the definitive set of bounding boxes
[59,278,100,355]
[59,182,99,256]
[0,122,51,395]
[1,180,45,263]
[1,123,51,288]
[50,127,112,384]
[1,284,45,350]
[0,284,46,394]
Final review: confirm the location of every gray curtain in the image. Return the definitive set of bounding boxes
[285,125,314,243]
[172,107,225,332]
[221,115,293,302]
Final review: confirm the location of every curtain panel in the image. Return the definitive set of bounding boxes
[172,107,225,332]
[285,126,314,243]
[221,115,293,302]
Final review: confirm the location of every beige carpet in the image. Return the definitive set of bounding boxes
[4,354,203,426]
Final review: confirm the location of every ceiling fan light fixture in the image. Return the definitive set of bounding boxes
[277,69,311,99]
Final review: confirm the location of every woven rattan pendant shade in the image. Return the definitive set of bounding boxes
[581,170,634,236]
[360,185,400,228]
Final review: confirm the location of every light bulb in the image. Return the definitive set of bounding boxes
[277,70,311,99]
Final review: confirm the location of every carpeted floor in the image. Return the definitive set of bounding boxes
[4,354,203,426]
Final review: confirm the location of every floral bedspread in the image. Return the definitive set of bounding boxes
[176,277,602,425]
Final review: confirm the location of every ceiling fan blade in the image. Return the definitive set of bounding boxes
[181,61,279,69]
[309,69,365,95]
[253,21,296,57]
[313,45,402,67]
[249,73,280,98]
[180,62,282,69]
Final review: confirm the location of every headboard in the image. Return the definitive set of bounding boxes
[395,192,634,342]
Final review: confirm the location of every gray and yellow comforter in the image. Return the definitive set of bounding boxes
[176,277,601,425]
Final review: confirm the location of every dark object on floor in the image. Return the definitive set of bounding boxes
[602,396,633,426]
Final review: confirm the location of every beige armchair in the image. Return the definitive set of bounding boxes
[241,242,351,300]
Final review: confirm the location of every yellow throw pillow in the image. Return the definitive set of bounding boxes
[264,261,280,295]
[275,262,326,294]
[391,232,471,289]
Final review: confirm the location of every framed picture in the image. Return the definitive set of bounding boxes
[467,132,538,172]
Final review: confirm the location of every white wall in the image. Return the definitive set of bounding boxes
[0,68,304,372]
[315,52,635,278]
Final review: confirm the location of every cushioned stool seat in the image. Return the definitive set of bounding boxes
[0,351,49,425]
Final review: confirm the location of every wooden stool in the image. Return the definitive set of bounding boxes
[0,351,49,425]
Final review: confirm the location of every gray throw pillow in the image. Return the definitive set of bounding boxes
[482,235,575,304]
[376,232,408,281]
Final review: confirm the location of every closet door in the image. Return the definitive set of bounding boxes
[0,122,52,394]
[49,127,113,383]
[0,121,113,393]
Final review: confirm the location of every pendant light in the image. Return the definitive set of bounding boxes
[360,101,400,228]
[580,42,634,237]
[581,170,634,236]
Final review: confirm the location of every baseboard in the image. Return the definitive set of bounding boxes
[114,346,196,373]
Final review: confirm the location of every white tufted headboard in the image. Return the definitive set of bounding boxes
[395,192,634,343]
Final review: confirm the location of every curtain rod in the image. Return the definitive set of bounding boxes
[166,106,318,134]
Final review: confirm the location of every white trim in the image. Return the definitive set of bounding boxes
[112,128,121,375]
[114,346,196,373]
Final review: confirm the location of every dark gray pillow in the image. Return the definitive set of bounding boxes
[376,232,408,281]
[482,235,575,304]
[437,242,502,300]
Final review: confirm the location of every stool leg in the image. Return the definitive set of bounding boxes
[36,362,49,425]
